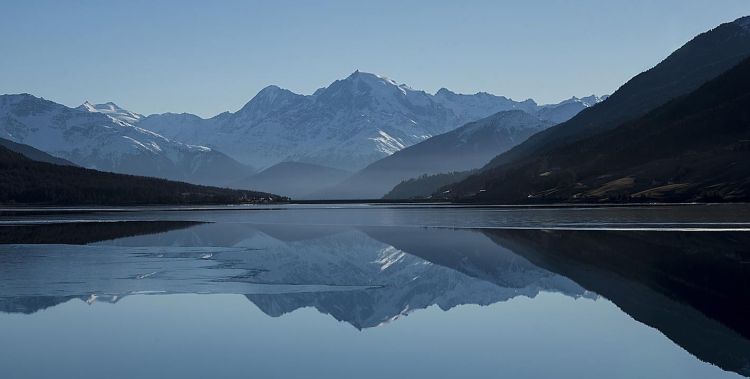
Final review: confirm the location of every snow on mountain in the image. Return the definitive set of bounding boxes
[78,101,144,125]
[136,71,601,171]
[0,94,252,185]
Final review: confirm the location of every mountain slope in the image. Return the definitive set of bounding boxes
[322,110,553,199]
[483,16,750,171]
[0,137,76,166]
[233,161,351,199]
[446,54,750,203]
[0,94,253,186]
[0,145,282,205]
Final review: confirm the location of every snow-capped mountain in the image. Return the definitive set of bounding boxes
[136,71,604,171]
[0,94,252,185]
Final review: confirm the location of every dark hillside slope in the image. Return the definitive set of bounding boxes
[0,146,282,205]
[445,56,750,203]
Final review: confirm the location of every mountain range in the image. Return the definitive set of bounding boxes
[1,74,601,198]
[135,72,600,172]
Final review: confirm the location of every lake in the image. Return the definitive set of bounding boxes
[0,204,748,378]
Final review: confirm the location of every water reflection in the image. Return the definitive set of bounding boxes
[483,229,750,376]
[0,219,748,377]
[0,222,589,328]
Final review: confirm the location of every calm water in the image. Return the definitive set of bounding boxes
[0,204,749,378]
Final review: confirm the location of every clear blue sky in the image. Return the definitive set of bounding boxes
[2,0,750,117]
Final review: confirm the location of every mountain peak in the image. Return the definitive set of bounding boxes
[435,88,455,96]
[244,85,299,105]
[234,85,306,122]
[344,70,404,88]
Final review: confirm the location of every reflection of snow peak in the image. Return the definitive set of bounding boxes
[375,246,407,271]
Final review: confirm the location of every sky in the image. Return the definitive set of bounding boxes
[2,0,750,117]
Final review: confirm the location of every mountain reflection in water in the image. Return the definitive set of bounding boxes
[0,218,748,377]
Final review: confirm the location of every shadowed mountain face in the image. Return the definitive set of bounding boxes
[444,16,750,203]
[1,216,748,376]
[483,229,750,376]
[448,54,750,203]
